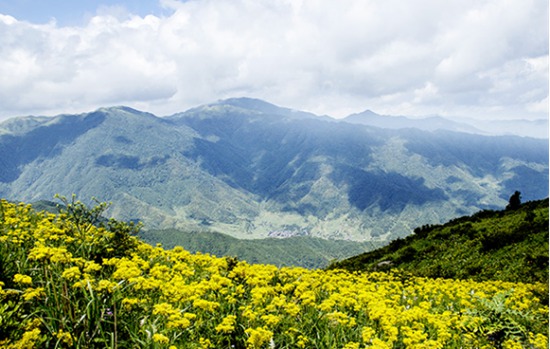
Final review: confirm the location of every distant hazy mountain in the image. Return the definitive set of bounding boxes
[460,117,549,139]
[343,110,483,134]
[0,98,547,241]
[343,110,548,139]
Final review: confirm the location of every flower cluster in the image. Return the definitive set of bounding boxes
[0,199,548,348]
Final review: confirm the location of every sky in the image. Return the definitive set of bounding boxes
[0,0,547,122]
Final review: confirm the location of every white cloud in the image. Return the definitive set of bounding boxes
[0,0,547,121]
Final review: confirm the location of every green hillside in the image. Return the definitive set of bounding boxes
[139,229,380,269]
[329,199,549,284]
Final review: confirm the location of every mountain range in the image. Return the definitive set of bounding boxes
[343,110,548,139]
[0,98,547,241]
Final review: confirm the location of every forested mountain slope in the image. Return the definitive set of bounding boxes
[0,98,547,240]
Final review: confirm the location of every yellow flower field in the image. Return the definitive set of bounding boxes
[0,199,548,348]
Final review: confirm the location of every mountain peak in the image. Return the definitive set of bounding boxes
[214,97,282,114]
[97,106,143,115]
[174,97,325,122]
[212,97,314,120]
[95,106,158,121]
[353,109,380,117]
[101,106,142,113]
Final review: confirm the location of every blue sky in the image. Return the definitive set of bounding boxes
[0,1,167,25]
[0,0,547,121]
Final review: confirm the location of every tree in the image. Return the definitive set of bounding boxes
[506,191,521,210]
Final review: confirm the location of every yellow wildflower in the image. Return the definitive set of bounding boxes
[152,333,170,344]
[284,302,301,317]
[167,315,192,330]
[24,318,42,330]
[11,328,42,349]
[13,274,32,285]
[94,279,118,293]
[55,329,73,346]
[22,287,45,301]
[342,342,360,349]
[83,261,102,273]
[528,333,549,349]
[245,327,273,349]
[199,337,213,349]
[61,266,81,281]
[184,312,197,320]
[296,335,309,348]
[362,326,376,343]
[261,314,281,326]
[153,302,178,316]
[49,247,73,263]
[371,338,392,349]
[325,311,351,326]
[122,297,141,311]
[193,298,219,312]
[216,315,237,333]
[112,259,142,280]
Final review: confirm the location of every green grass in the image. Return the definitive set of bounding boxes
[329,199,549,285]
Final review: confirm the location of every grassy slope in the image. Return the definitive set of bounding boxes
[329,199,549,284]
[139,229,380,269]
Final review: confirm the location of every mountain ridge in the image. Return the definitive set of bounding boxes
[0,98,547,241]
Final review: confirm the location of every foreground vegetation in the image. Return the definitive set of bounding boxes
[330,199,549,285]
[0,198,548,348]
